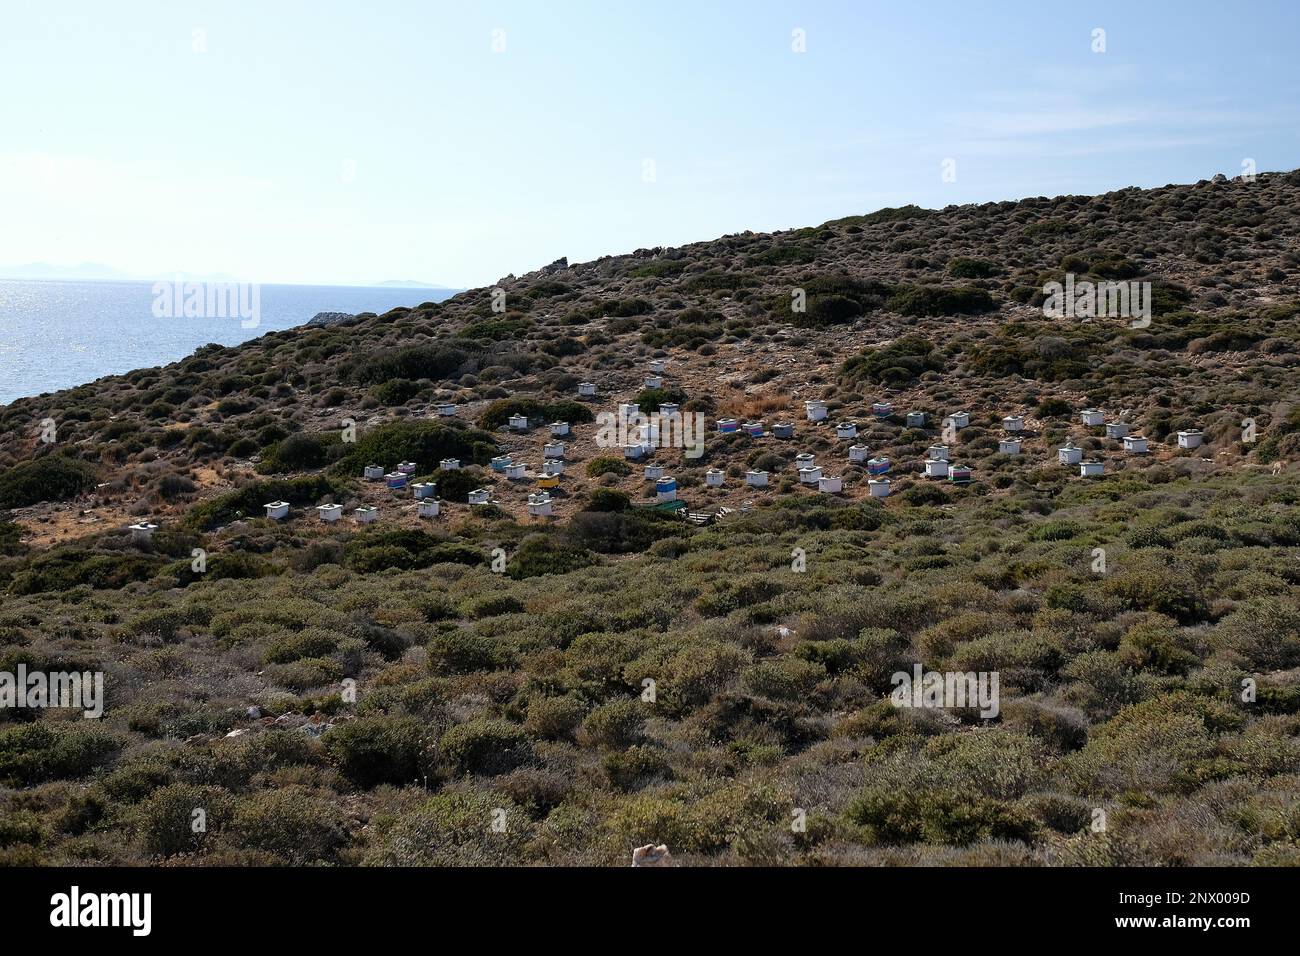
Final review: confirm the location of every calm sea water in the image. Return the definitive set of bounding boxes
[0,280,458,406]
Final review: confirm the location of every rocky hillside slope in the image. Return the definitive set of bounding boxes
[1,171,1298,866]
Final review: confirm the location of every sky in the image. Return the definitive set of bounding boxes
[1,0,1297,288]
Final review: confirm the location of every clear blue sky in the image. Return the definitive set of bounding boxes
[2,0,1297,287]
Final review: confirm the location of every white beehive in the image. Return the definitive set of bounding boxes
[1080,409,1104,426]
[316,504,343,523]
[264,501,290,520]
[868,478,891,498]
[925,458,949,478]
[705,469,725,487]
[468,488,491,505]
[1105,422,1129,439]
[1058,444,1083,465]
[1002,416,1024,432]
[355,506,379,524]
[746,470,769,487]
[927,444,949,461]
[1178,430,1203,449]
[999,439,1021,455]
[798,466,823,484]
[805,400,828,422]
[1123,435,1149,454]
[835,421,858,439]
[1080,460,1105,477]
[363,464,384,480]
[848,444,870,463]
[818,475,843,493]
[550,421,570,437]
[417,499,440,518]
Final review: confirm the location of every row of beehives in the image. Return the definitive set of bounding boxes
[128,489,558,543]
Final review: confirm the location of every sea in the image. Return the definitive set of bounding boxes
[0,279,460,406]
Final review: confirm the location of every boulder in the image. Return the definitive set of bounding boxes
[304,311,356,328]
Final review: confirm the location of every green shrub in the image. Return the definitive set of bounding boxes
[507,533,596,580]
[353,344,468,386]
[585,456,631,479]
[579,699,646,748]
[887,285,996,317]
[428,631,507,674]
[524,696,586,740]
[324,715,431,788]
[742,658,826,700]
[373,378,424,406]
[478,398,594,431]
[1209,597,1300,669]
[947,258,998,279]
[228,787,349,864]
[363,791,528,866]
[840,335,944,385]
[459,593,524,619]
[185,476,344,531]
[134,783,231,857]
[333,420,497,476]
[256,431,335,473]
[440,719,532,775]
[0,723,121,786]
[1101,558,1208,623]
[0,456,97,508]
[846,785,1038,846]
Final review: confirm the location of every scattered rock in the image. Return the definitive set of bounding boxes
[304,311,357,328]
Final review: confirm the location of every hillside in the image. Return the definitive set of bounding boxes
[2,170,1300,866]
